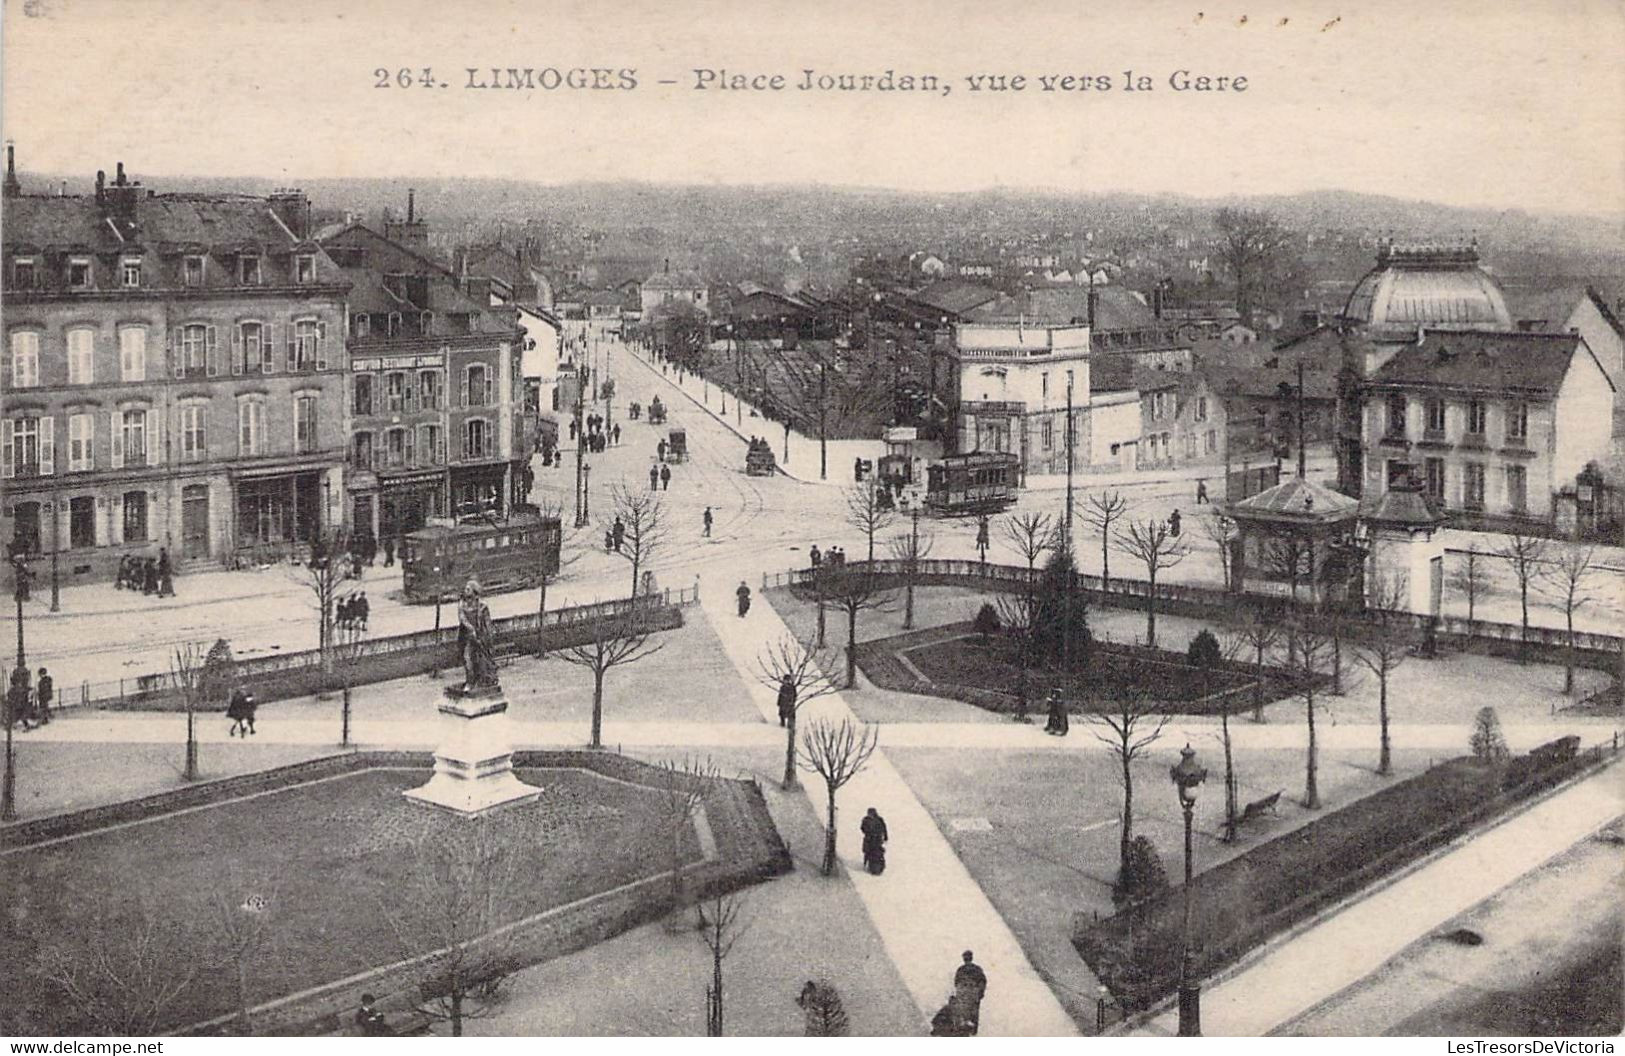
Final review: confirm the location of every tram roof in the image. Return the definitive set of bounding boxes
[405,510,557,542]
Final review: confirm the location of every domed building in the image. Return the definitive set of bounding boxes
[1339,242,1512,342]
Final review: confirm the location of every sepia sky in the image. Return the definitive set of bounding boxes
[4,0,1623,216]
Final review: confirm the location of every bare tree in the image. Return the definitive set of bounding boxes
[1447,545,1492,635]
[756,635,840,789]
[1287,618,1334,809]
[1263,533,1313,605]
[844,480,897,563]
[1195,629,1245,840]
[1232,600,1283,722]
[1354,572,1413,775]
[605,483,668,599]
[1541,543,1597,696]
[1000,510,1054,577]
[1082,490,1130,589]
[289,527,357,674]
[1213,207,1301,329]
[1084,687,1172,878]
[649,755,718,913]
[1113,517,1189,648]
[699,890,752,1037]
[993,590,1041,722]
[1201,509,1239,591]
[534,497,581,659]
[1495,532,1549,662]
[34,889,204,1036]
[207,869,282,1035]
[799,717,880,876]
[887,507,934,629]
[381,818,527,1037]
[557,604,667,748]
[775,345,894,481]
[172,642,206,782]
[813,565,896,688]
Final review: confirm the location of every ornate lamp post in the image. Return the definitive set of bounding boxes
[1170,743,1208,1036]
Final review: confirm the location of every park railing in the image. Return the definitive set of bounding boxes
[764,559,1624,661]
[66,585,700,712]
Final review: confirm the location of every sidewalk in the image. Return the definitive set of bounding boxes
[696,584,1077,1036]
[1134,761,1624,1037]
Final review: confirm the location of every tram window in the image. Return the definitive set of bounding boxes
[484,538,496,549]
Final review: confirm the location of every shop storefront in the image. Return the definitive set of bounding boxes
[448,462,509,521]
[380,468,446,540]
[233,469,324,552]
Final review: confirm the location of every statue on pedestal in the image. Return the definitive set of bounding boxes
[456,579,500,693]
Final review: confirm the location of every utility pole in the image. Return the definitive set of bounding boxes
[1296,359,1307,480]
[818,358,829,481]
[49,502,59,612]
[1065,375,1076,542]
[573,369,588,527]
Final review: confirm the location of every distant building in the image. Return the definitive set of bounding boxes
[948,320,1091,477]
[966,285,1192,372]
[463,243,555,311]
[640,262,709,319]
[1134,368,1226,471]
[2,159,349,578]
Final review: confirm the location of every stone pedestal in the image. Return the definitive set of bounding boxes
[404,684,541,815]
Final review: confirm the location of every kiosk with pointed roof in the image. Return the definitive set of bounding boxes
[1223,476,1361,605]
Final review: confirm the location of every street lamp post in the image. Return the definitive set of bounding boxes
[1170,744,1208,1037]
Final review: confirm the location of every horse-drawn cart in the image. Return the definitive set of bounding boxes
[667,429,688,463]
[745,437,777,476]
[647,397,667,425]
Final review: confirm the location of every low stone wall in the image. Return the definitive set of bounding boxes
[95,604,686,713]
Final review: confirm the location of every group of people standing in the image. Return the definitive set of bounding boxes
[807,544,847,569]
[337,591,371,631]
[114,548,174,597]
[5,666,53,730]
[570,414,619,453]
[648,461,674,491]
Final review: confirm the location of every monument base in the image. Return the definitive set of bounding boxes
[404,684,541,815]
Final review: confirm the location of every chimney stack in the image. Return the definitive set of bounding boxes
[2,142,18,199]
[407,188,415,223]
[96,169,106,204]
[1087,282,1099,329]
[269,188,311,239]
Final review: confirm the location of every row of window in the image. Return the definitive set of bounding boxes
[7,319,330,388]
[1,399,321,477]
[353,366,495,416]
[1146,390,1209,423]
[1404,458,1529,513]
[9,252,317,291]
[350,419,492,470]
[1384,395,1529,443]
[7,492,152,553]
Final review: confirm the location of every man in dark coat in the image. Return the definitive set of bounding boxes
[1168,508,1182,537]
[384,535,396,567]
[649,464,660,491]
[34,668,52,725]
[776,675,797,728]
[953,951,988,1035]
[736,581,751,618]
[660,464,672,491]
[860,807,888,875]
[142,557,159,595]
[612,517,625,552]
[1044,689,1070,736]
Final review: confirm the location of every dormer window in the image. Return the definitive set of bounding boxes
[122,260,142,287]
[12,259,35,289]
[240,255,261,285]
[295,254,316,283]
[69,258,92,289]
[184,255,205,287]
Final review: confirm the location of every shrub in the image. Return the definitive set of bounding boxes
[1469,706,1510,764]
[798,980,849,1036]
[1113,835,1170,906]
[1187,629,1222,669]
[972,603,1001,640]
[1030,544,1091,669]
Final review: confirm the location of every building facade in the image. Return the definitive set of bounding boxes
[950,321,1090,477]
[320,224,531,542]
[1361,331,1614,525]
[2,166,349,580]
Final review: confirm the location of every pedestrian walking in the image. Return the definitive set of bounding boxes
[660,464,671,491]
[809,543,822,569]
[1168,508,1182,537]
[142,557,159,595]
[8,668,33,731]
[227,688,253,737]
[34,667,53,726]
[1196,479,1209,505]
[736,580,752,618]
[569,418,578,442]
[612,516,625,552]
[702,506,713,538]
[1043,688,1069,736]
[657,439,667,463]
[649,464,660,491]
[776,675,797,728]
[612,423,622,446]
[384,536,396,567]
[975,516,990,563]
[356,591,370,631]
[860,807,889,875]
[953,951,987,1035]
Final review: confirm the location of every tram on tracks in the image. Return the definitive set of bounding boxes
[923,451,1020,516]
[401,509,562,603]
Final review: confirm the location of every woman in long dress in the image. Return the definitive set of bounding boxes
[860,807,888,875]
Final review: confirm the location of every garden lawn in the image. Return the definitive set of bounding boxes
[3,767,702,1035]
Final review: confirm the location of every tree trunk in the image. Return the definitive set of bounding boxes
[590,670,605,748]
[1101,536,1111,591]
[451,990,464,1038]
[816,598,826,649]
[1253,643,1266,723]
[846,606,858,688]
[1565,605,1576,695]
[536,574,549,658]
[185,708,199,782]
[1303,685,1320,809]
[1145,569,1157,647]
[904,578,915,629]
[1377,674,1391,775]
[1222,709,1238,840]
[823,786,838,876]
[1518,581,1530,664]
[1119,751,1134,875]
[783,711,799,790]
